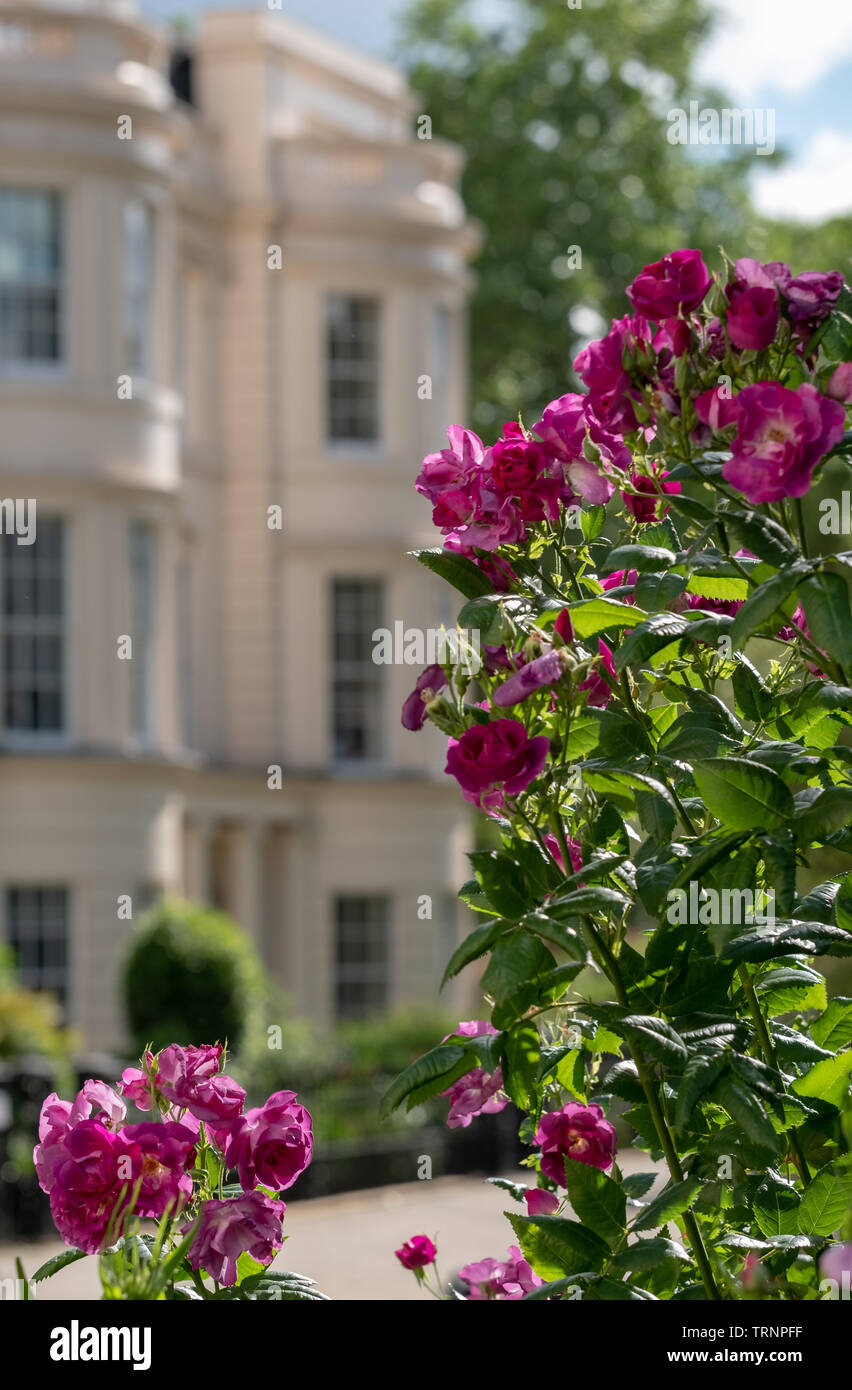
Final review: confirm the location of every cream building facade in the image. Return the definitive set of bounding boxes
[0,0,478,1049]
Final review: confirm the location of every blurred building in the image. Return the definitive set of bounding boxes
[0,0,478,1049]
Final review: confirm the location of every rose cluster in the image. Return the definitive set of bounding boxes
[35,1043,313,1287]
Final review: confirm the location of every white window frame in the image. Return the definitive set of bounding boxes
[325,293,382,448]
[333,894,390,1020]
[0,515,67,741]
[0,187,64,372]
[330,576,385,765]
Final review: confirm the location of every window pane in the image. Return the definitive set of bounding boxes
[331,578,383,761]
[326,294,380,443]
[1,517,65,732]
[6,885,70,1009]
[124,200,154,376]
[334,896,388,1020]
[0,190,62,363]
[129,521,157,741]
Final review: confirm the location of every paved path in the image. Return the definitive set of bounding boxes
[1,1153,665,1301]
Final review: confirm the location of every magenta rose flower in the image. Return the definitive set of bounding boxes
[489,422,561,523]
[445,718,549,810]
[156,1043,246,1125]
[34,1082,127,1194]
[460,1245,543,1300]
[621,466,680,523]
[535,1102,617,1182]
[525,1187,560,1216]
[827,362,852,402]
[542,832,583,877]
[439,1065,509,1129]
[183,1190,285,1287]
[726,283,779,351]
[119,1056,155,1111]
[119,1121,196,1219]
[395,1234,437,1270]
[493,649,566,708]
[627,248,712,320]
[697,381,845,504]
[401,664,449,731]
[415,425,487,507]
[532,393,627,500]
[48,1120,129,1254]
[578,639,616,709]
[224,1089,313,1192]
[783,270,843,335]
[573,318,650,434]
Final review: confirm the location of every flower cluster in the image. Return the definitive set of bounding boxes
[35,1044,313,1287]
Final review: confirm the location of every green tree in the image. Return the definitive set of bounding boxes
[397,0,774,426]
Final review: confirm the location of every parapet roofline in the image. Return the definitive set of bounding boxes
[198,9,412,109]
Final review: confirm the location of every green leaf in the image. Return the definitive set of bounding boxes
[726,509,799,567]
[562,1161,626,1247]
[618,1014,688,1065]
[794,787,852,844]
[506,1213,610,1280]
[730,564,810,648]
[503,1021,541,1109]
[673,1052,728,1132]
[793,1051,852,1110]
[379,1043,470,1119]
[568,596,650,640]
[611,1237,689,1270]
[412,547,495,598]
[811,997,852,1050]
[238,1271,331,1301]
[481,930,556,1003]
[693,757,793,831]
[614,613,689,671]
[468,850,529,920]
[710,1075,781,1155]
[622,1171,658,1201]
[797,1163,852,1237]
[632,1177,704,1232]
[800,571,852,669]
[30,1249,88,1283]
[442,918,505,985]
[753,1180,800,1238]
[633,572,688,611]
[605,543,677,573]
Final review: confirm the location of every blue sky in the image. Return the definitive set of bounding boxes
[140,0,852,224]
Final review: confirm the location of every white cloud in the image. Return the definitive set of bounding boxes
[751,128,852,223]
[698,0,852,98]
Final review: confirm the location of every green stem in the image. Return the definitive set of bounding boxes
[582,917,722,1301]
[737,965,811,1187]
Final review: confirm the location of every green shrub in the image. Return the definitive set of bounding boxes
[0,944,76,1067]
[123,898,264,1054]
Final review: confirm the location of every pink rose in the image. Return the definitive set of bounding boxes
[445,718,549,810]
[578,638,616,709]
[48,1120,129,1254]
[698,381,845,504]
[183,1190,285,1287]
[627,248,712,320]
[119,1059,155,1111]
[223,1090,313,1192]
[726,283,779,351]
[401,664,448,731]
[489,422,561,523]
[439,1066,509,1129]
[827,362,852,402]
[119,1121,196,1220]
[395,1234,437,1270]
[460,1245,543,1300]
[573,318,650,434]
[621,466,680,523]
[156,1043,246,1125]
[525,1187,560,1216]
[535,1101,617,1181]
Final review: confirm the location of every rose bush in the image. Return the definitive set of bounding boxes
[27,1044,327,1301]
[391,249,852,1300]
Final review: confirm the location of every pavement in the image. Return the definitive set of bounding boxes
[0,1153,666,1301]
